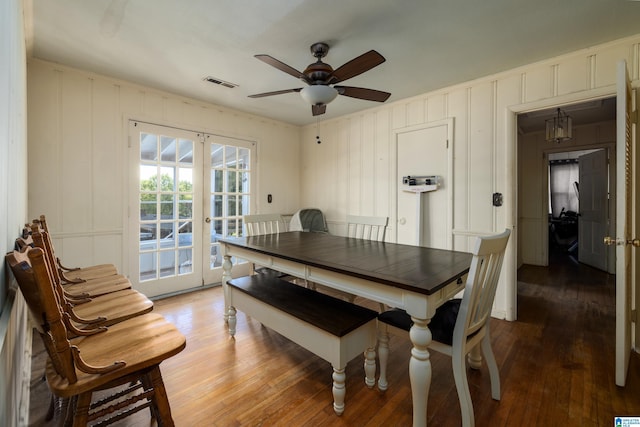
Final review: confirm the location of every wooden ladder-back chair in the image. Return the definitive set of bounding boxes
[6,246,186,426]
[36,214,119,281]
[377,229,511,427]
[27,226,154,330]
[346,215,388,242]
[28,223,132,298]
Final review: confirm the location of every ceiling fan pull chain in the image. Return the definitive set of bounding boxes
[316,117,321,144]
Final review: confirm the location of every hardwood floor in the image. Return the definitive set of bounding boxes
[29,253,640,426]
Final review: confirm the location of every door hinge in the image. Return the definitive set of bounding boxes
[631,108,638,125]
[633,309,637,324]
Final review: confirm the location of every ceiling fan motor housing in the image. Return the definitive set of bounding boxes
[304,62,334,84]
[305,42,334,83]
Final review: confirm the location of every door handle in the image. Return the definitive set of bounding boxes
[205,217,211,223]
[604,236,640,247]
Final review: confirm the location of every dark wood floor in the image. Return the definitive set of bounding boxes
[29,253,640,426]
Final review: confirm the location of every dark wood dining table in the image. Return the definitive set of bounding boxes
[219,231,472,427]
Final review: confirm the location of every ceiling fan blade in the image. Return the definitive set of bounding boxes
[312,104,326,116]
[335,86,391,102]
[255,55,311,83]
[329,50,386,84]
[248,88,303,98]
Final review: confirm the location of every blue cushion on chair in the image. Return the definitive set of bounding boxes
[378,299,461,346]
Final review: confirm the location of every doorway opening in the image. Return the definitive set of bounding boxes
[517,97,616,272]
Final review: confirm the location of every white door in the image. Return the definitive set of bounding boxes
[578,149,608,271]
[129,122,254,297]
[611,60,640,387]
[129,121,203,297]
[202,135,254,285]
[395,120,452,249]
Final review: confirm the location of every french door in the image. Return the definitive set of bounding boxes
[202,134,254,285]
[129,121,253,297]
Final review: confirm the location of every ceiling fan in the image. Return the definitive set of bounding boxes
[248,42,391,116]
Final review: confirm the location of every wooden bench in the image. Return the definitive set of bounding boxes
[226,274,378,416]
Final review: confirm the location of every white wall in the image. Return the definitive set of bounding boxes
[1,0,30,425]
[27,59,301,280]
[300,35,640,320]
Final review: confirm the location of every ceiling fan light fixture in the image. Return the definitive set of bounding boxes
[300,85,338,106]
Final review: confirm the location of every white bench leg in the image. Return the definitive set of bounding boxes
[228,306,237,336]
[467,344,483,370]
[222,255,232,322]
[364,347,376,388]
[332,367,346,415]
[377,329,389,391]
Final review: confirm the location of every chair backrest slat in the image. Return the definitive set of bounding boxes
[244,214,286,236]
[455,229,510,341]
[346,215,388,242]
[6,246,78,383]
[28,226,76,305]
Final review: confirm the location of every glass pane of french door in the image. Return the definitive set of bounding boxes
[129,121,203,297]
[203,135,254,285]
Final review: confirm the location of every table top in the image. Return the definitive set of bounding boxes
[220,232,472,296]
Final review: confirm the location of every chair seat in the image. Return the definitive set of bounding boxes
[378,299,461,346]
[46,313,186,397]
[71,289,154,327]
[62,263,119,281]
[63,274,132,297]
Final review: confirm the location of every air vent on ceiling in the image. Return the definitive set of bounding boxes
[203,76,238,89]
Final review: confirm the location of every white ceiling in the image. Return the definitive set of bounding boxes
[27,0,640,127]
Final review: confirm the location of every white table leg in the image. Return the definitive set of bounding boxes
[409,317,432,427]
[332,367,346,415]
[222,254,232,322]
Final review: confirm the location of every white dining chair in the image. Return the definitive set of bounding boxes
[345,215,389,306]
[377,229,511,427]
[346,215,388,241]
[243,213,287,236]
[243,214,287,276]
